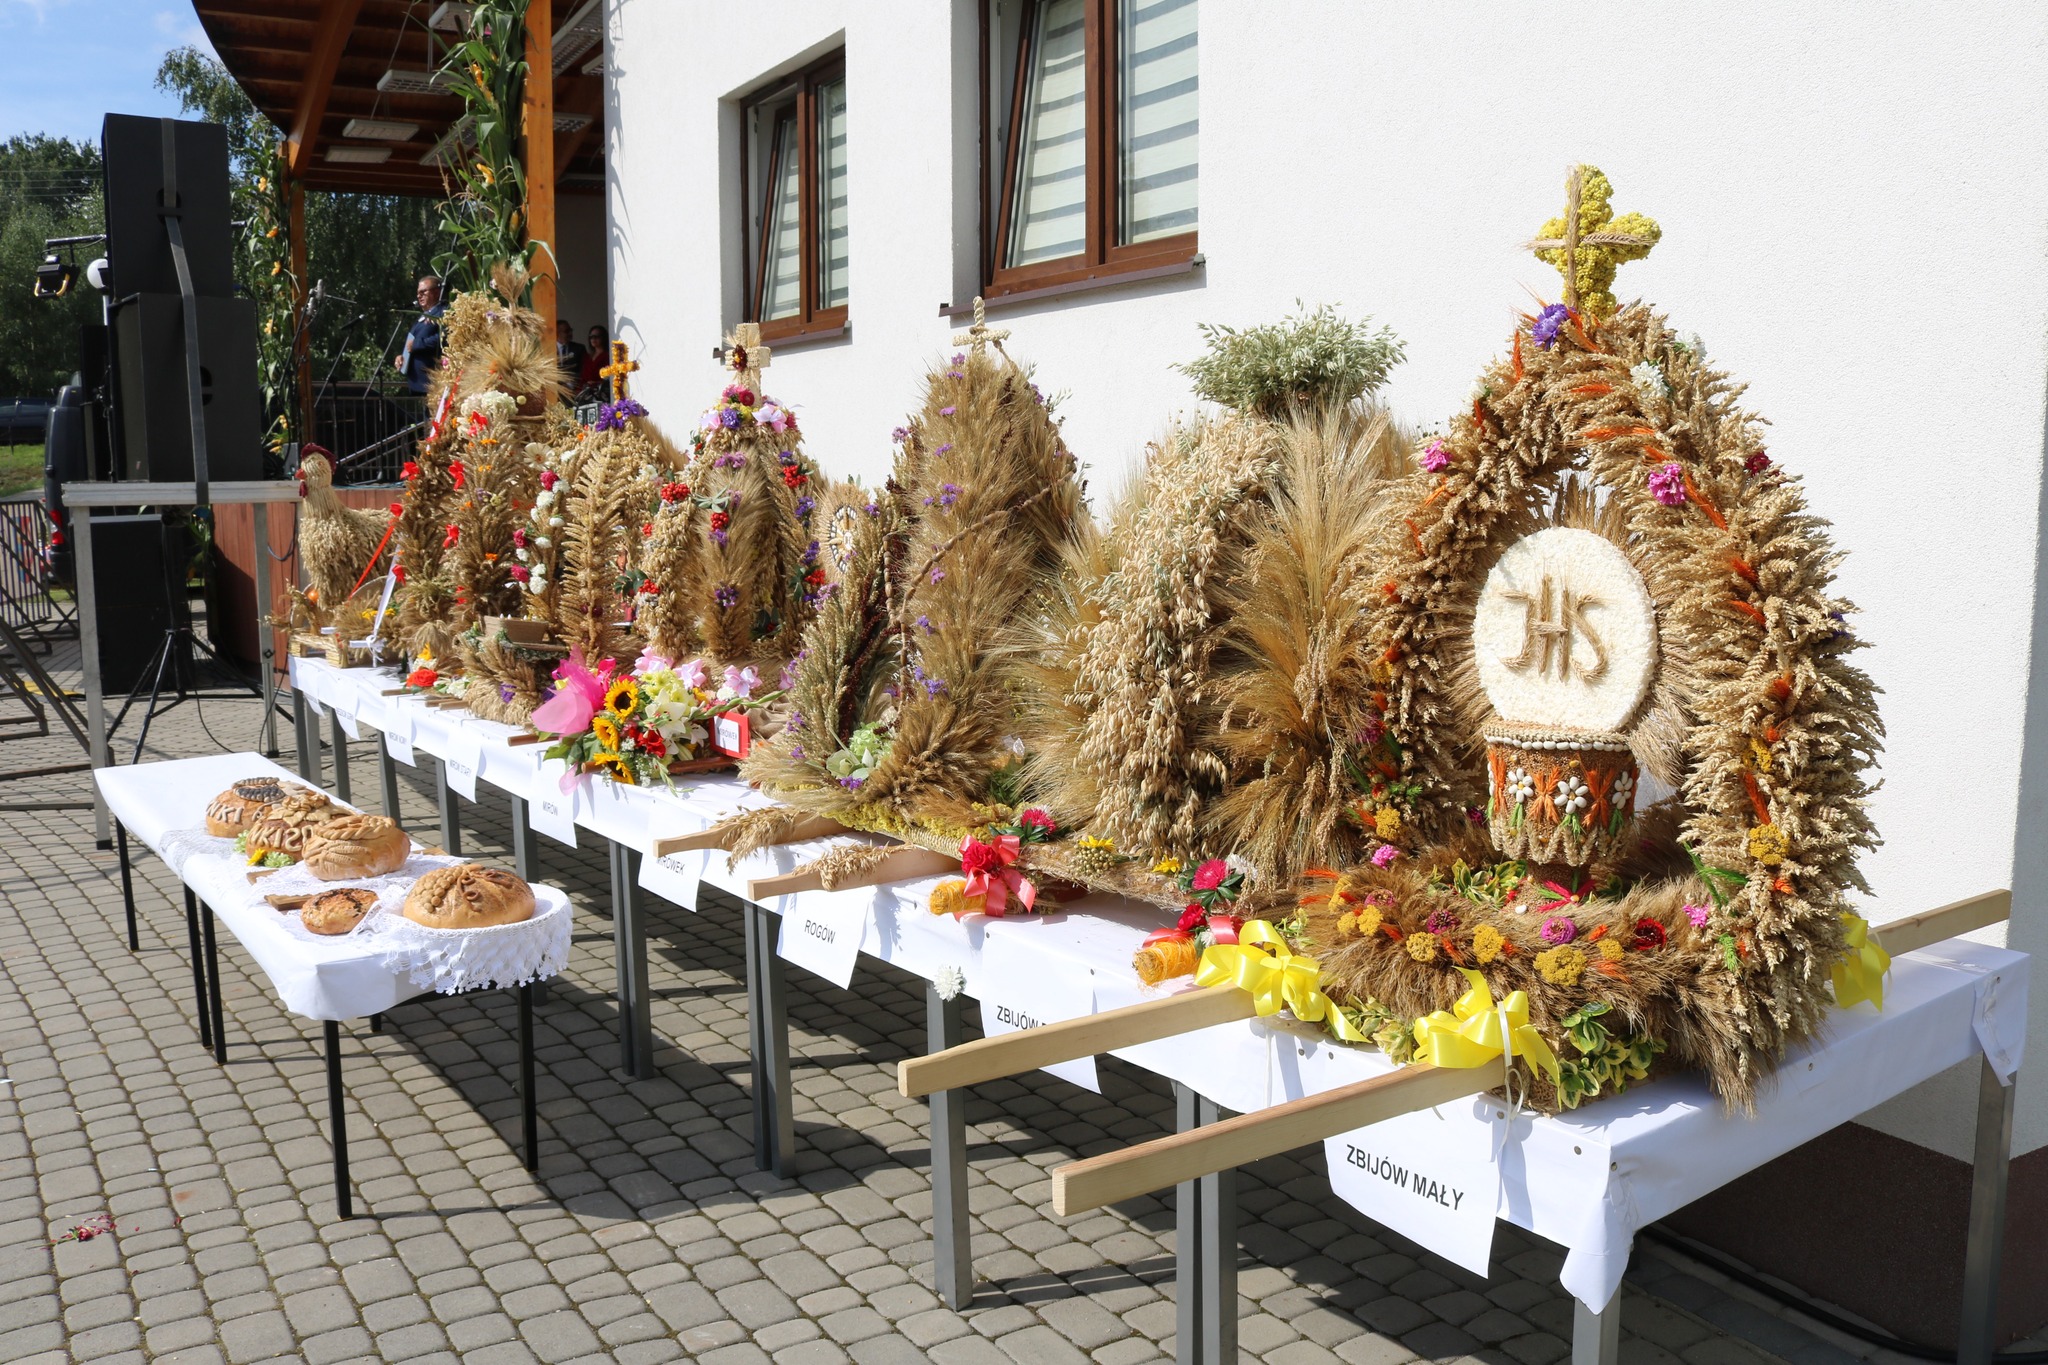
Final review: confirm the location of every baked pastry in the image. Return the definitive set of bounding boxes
[301,887,377,936]
[242,793,347,864]
[206,777,312,837]
[301,815,411,881]
[402,865,536,929]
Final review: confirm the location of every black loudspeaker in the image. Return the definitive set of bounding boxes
[89,514,191,695]
[100,114,236,299]
[111,293,262,483]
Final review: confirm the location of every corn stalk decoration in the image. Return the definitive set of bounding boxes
[241,141,298,453]
[431,0,549,297]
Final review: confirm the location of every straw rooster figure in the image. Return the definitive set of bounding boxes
[296,444,393,618]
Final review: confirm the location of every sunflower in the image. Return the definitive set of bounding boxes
[590,751,636,785]
[592,714,621,750]
[604,676,641,719]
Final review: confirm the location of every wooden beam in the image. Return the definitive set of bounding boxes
[748,847,961,902]
[652,814,849,859]
[1055,1064,1488,1216]
[1045,887,2015,1217]
[523,0,557,337]
[285,0,364,178]
[899,985,1254,1099]
[1867,889,2010,957]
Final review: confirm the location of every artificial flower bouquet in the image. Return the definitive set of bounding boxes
[533,648,781,787]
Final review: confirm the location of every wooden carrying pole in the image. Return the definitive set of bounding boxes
[900,985,1255,1098]
[1049,888,2011,1217]
[651,814,849,859]
[749,846,960,901]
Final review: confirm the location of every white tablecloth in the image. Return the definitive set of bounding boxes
[290,658,2030,1308]
[96,749,571,1021]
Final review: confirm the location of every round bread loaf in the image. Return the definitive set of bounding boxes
[244,794,347,862]
[206,776,309,837]
[301,815,411,881]
[301,887,377,936]
[402,865,536,929]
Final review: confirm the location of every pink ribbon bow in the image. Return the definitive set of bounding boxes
[958,833,1037,916]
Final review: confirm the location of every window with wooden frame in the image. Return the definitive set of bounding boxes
[982,0,1197,300]
[742,54,849,342]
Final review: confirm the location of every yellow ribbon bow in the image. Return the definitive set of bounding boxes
[1195,921,1367,1042]
[1410,968,1560,1084]
[1831,912,1891,1010]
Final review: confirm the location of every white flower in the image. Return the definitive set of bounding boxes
[534,536,551,550]
[515,548,529,562]
[549,516,563,528]
[1559,774,1590,815]
[1001,736,1027,757]
[1506,767,1535,804]
[934,965,966,1001]
[1610,771,1636,809]
[1223,853,1258,886]
[534,489,555,508]
[1630,360,1669,400]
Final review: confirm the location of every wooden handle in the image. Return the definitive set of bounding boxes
[1053,1063,1489,1216]
[1870,889,2009,957]
[651,828,725,857]
[899,985,1254,1099]
[506,732,547,747]
[748,846,960,901]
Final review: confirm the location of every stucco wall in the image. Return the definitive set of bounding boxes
[602,0,2048,1159]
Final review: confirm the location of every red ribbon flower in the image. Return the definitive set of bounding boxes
[406,667,437,688]
[1176,902,1206,932]
[449,460,466,490]
[958,833,1036,916]
[442,524,460,548]
[401,461,420,482]
[1206,913,1242,945]
[387,502,404,517]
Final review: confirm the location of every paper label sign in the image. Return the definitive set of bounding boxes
[383,702,416,765]
[443,728,483,801]
[528,771,579,847]
[331,690,361,741]
[1325,1097,1502,1277]
[776,896,867,989]
[638,847,708,911]
[713,712,750,759]
[978,951,1100,1092]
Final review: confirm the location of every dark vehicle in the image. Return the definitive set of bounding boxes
[0,397,52,443]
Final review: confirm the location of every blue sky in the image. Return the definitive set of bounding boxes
[0,0,219,146]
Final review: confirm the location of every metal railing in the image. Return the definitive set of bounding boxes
[0,495,77,649]
[312,389,429,485]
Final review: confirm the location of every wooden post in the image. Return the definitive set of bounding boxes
[651,813,851,859]
[747,846,960,902]
[523,0,556,338]
[288,173,310,445]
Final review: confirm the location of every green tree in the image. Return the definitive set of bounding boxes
[0,134,105,397]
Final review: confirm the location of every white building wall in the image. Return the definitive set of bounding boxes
[604,0,2048,1159]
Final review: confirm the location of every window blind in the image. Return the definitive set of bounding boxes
[1117,0,1197,245]
[1007,0,1089,268]
[761,115,803,321]
[816,77,850,311]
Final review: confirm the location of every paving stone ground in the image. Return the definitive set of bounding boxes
[0,634,2013,1365]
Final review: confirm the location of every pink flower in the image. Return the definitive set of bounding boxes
[634,646,673,677]
[1648,462,1688,507]
[677,659,709,689]
[1540,914,1577,945]
[1190,859,1229,892]
[1684,902,1712,928]
[538,470,559,491]
[507,564,530,583]
[1422,439,1449,473]
[1370,844,1399,868]
[723,664,760,698]
[531,650,608,740]
[1019,808,1056,831]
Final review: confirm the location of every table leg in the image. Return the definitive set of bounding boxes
[368,1013,383,1034]
[611,841,653,1081]
[328,707,351,804]
[1957,1053,2017,1365]
[436,758,462,855]
[1174,1086,1237,1365]
[182,888,211,1051]
[377,734,401,825]
[1572,1289,1622,1365]
[293,687,318,784]
[201,904,226,1064]
[115,822,137,952]
[510,796,547,1004]
[326,1020,352,1219]
[927,983,971,1309]
[253,502,279,759]
[745,899,794,1176]
[519,980,539,1173]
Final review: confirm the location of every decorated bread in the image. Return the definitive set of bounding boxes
[207,777,315,837]
[402,865,535,929]
[301,887,377,936]
[301,815,411,881]
[240,793,348,865]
